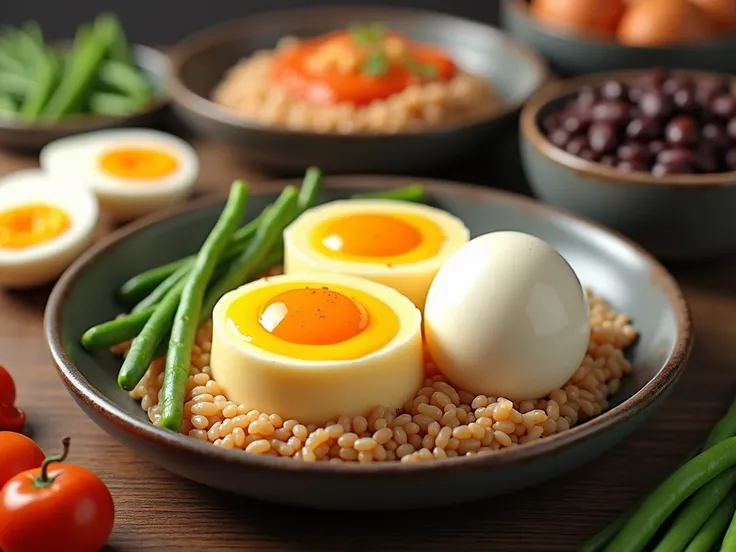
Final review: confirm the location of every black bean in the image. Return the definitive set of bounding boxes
[662,76,692,96]
[639,91,672,119]
[617,160,648,173]
[549,128,570,148]
[628,86,644,104]
[673,88,697,111]
[600,155,617,166]
[579,149,597,162]
[588,122,618,153]
[561,114,591,134]
[652,161,695,176]
[711,94,736,119]
[575,86,599,111]
[601,80,627,101]
[697,77,730,107]
[727,118,736,142]
[626,118,662,141]
[702,123,729,150]
[665,116,698,147]
[617,143,650,164]
[591,100,629,124]
[637,68,669,90]
[541,114,559,133]
[657,148,696,166]
[566,135,589,156]
[696,144,719,173]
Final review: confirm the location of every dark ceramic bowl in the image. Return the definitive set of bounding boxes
[45,176,692,510]
[501,0,736,78]
[0,45,170,152]
[166,6,549,175]
[519,69,736,261]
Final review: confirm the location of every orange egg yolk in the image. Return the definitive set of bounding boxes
[99,148,179,181]
[310,212,445,265]
[0,203,70,250]
[259,287,369,345]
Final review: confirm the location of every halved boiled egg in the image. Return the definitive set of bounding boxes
[210,273,424,425]
[0,169,98,288]
[40,128,198,221]
[283,199,470,309]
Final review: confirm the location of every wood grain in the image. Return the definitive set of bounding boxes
[1,137,735,552]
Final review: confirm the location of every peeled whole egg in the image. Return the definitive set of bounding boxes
[283,199,470,310]
[617,0,718,46]
[40,128,199,221]
[531,0,627,37]
[210,273,424,425]
[423,231,590,400]
[0,169,99,288]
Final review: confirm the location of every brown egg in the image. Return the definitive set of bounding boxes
[531,0,627,37]
[690,0,736,31]
[617,0,719,45]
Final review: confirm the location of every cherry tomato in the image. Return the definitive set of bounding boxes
[0,402,25,433]
[0,432,45,489]
[0,438,115,552]
[0,365,16,406]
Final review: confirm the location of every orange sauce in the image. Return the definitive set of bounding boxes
[270,30,456,106]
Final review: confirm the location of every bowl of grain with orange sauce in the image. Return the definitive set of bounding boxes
[167,6,549,174]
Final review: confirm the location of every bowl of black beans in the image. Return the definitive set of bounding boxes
[519,68,736,261]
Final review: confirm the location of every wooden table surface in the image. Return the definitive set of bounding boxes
[1,135,735,552]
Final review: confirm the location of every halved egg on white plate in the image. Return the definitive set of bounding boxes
[40,128,198,221]
[283,199,470,310]
[210,273,424,425]
[0,169,99,288]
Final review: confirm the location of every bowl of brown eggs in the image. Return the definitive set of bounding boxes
[501,0,736,77]
[519,67,736,261]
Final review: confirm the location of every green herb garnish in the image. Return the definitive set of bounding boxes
[349,23,387,48]
[405,56,438,79]
[362,51,390,77]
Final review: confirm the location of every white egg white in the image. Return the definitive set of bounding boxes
[0,169,99,288]
[40,128,199,221]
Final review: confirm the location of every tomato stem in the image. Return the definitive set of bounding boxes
[33,436,70,489]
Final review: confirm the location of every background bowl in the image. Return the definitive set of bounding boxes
[500,0,736,77]
[519,70,736,261]
[0,44,170,152]
[45,176,691,510]
[166,6,548,175]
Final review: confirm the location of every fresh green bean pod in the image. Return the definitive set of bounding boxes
[20,48,60,119]
[132,264,190,314]
[654,468,736,552]
[89,92,142,116]
[297,167,323,210]
[160,181,249,431]
[0,94,16,115]
[684,492,736,552]
[352,183,427,203]
[199,186,299,323]
[580,510,634,552]
[604,437,736,552]
[721,497,736,551]
[705,401,736,450]
[97,59,152,102]
[119,257,192,302]
[97,13,133,65]
[81,307,155,351]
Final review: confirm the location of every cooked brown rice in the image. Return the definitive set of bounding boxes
[123,289,637,463]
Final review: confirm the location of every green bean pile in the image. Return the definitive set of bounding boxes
[81,167,428,431]
[583,400,736,552]
[0,14,153,122]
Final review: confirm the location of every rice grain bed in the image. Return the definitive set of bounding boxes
[124,290,637,463]
[211,39,502,134]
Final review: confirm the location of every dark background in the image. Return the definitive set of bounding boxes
[1,1,501,44]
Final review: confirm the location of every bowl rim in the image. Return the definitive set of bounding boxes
[502,0,736,50]
[166,5,550,139]
[520,68,736,188]
[45,176,693,476]
[0,44,170,134]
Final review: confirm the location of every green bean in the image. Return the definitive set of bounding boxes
[43,18,114,118]
[199,186,299,323]
[352,183,427,203]
[97,13,133,65]
[722,499,736,551]
[132,264,190,314]
[21,21,43,48]
[655,468,736,552]
[119,257,191,302]
[97,59,151,102]
[580,510,635,552]
[0,94,16,116]
[604,437,736,552]
[160,181,248,431]
[684,492,736,552]
[706,401,736,450]
[0,72,35,97]
[89,92,142,116]
[117,279,185,390]
[20,48,60,120]
[297,167,323,210]
[82,307,155,351]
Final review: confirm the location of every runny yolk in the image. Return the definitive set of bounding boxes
[258,287,369,345]
[0,203,70,250]
[99,148,179,181]
[319,214,422,258]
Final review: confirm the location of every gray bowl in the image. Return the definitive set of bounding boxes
[45,176,692,510]
[0,44,170,152]
[519,70,736,261]
[500,0,736,78]
[166,6,549,175]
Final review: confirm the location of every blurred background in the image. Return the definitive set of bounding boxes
[1,0,500,44]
